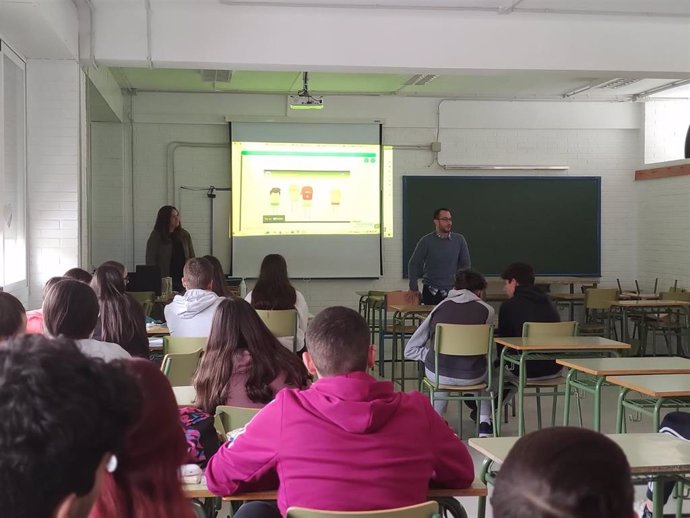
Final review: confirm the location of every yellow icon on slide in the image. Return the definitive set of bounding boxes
[330,188,341,205]
[289,184,299,202]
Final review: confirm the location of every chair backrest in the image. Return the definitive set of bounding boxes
[128,290,155,316]
[522,321,578,337]
[384,290,408,309]
[434,323,493,357]
[256,309,298,351]
[584,288,618,310]
[287,501,439,518]
[660,291,690,302]
[164,336,207,355]
[214,405,261,437]
[161,349,203,386]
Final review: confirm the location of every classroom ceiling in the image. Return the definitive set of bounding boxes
[110,67,690,101]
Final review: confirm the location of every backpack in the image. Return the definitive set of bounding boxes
[179,406,221,467]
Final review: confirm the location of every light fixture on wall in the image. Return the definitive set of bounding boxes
[632,79,690,101]
[288,72,324,110]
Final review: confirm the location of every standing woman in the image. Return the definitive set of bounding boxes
[145,205,195,292]
[245,254,309,352]
[91,264,150,358]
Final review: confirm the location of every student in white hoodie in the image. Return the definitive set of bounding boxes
[164,257,221,337]
[43,279,131,362]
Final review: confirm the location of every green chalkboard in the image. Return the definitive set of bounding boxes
[402,176,601,277]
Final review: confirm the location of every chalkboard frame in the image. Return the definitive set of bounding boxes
[402,176,601,278]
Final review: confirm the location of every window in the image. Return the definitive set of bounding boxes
[0,43,27,290]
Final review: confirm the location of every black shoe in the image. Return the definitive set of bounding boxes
[478,421,493,438]
[469,409,477,423]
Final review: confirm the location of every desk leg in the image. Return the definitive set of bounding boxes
[496,348,508,437]
[569,300,575,322]
[477,458,492,518]
[518,354,527,436]
[616,387,630,433]
[653,479,663,518]
[563,368,574,426]
[593,377,605,432]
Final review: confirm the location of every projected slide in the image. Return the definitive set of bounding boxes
[232,142,381,237]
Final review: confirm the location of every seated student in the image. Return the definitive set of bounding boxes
[206,306,474,518]
[204,254,231,297]
[165,257,221,337]
[0,334,138,518]
[193,298,310,412]
[43,279,131,362]
[89,359,196,518]
[25,276,64,334]
[636,411,690,518]
[245,254,309,351]
[498,262,562,380]
[492,427,634,518]
[0,292,26,344]
[91,264,150,358]
[64,266,93,284]
[405,269,495,436]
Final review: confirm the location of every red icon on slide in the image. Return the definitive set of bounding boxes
[301,186,313,200]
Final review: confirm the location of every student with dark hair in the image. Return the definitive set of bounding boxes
[206,306,474,518]
[164,257,221,337]
[145,205,195,291]
[0,334,139,518]
[25,276,64,334]
[245,254,309,351]
[492,427,634,518]
[64,267,93,284]
[99,260,127,278]
[405,269,495,435]
[0,292,26,344]
[203,255,230,297]
[89,359,196,518]
[91,265,150,358]
[498,262,561,379]
[193,297,309,412]
[406,207,471,305]
[43,279,131,362]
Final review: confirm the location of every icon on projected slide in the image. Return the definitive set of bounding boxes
[288,184,299,203]
[330,188,341,205]
[269,187,281,206]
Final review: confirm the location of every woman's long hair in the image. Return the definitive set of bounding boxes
[193,297,309,413]
[152,205,180,239]
[90,359,194,518]
[250,254,297,310]
[203,255,228,298]
[91,265,148,357]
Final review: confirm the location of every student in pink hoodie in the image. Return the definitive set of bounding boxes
[206,306,474,518]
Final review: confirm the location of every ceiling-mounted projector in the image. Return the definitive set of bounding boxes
[289,71,324,110]
[289,95,324,110]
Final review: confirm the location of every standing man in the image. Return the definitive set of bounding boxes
[406,208,471,305]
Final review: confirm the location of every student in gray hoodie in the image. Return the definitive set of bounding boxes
[405,269,495,436]
[164,257,222,337]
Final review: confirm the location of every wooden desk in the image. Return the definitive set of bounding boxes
[610,300,690,353]
[387,304,434,388]
[147,324,170,336]
[469,433,690,518]
[551,293,584,321]
[607,374,690,432]
[495,336,631,436]
[557,357,690,431]
[185,482,488,517]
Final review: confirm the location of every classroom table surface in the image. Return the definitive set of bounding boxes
[606,374,690,397]
[494,336,631,351]
[388,304,435,314]
[550,293,585,301]
[184,482,488,500]
[611,300,690,308]
[556,357,690,376]
[469,433,690,475]
[146,324,169,335]
[173,385,196,406]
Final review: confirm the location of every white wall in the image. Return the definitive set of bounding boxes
[644,100,690,164]
[27,59,83,308]
[90,92,643,312]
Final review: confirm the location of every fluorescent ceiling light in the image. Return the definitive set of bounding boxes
[632,79,690,100]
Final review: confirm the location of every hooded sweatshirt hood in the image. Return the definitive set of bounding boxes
[299,372,400,433]
[164,289,221,337]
